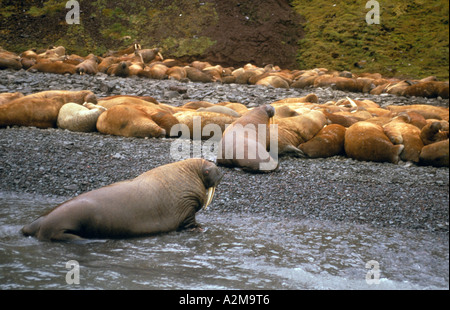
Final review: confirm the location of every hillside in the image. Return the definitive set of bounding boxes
[292,0,449,79]
[0,0,448,79]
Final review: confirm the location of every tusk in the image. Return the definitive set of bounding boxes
[346,97,357,108]
[203,187,216,210]
[158,52,164,61]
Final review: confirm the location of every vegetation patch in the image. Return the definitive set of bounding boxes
[292,0,449,79]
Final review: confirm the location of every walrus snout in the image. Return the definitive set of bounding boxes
[200,160,223,210]
[202,161,223,189]
[263,104,275,118]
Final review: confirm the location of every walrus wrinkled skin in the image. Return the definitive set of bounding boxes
[21,159,223,241]
[217,105,278,172]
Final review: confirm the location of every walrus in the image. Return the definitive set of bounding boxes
[274,110,327,157]
[402,81,449,99]
[167,66,187,81]
[57,102,106,132]
[138,63,169,79]
[322,110,359,128]
[107,61,130,77]
[98,96,174,114]
[217,105,278,172]
[75,54,99,75]
[139,48,163,63]
[382,116,424,163]
[21,159,222,241]
[386,104,449,122]
[299,124,346,158]
[28,61,77,75]
[290,75,317,89]
[96,104,177,138]
[185,66,214,83]
[255,75,290,89]
[215,102,249,115]
[0,50,22,70]
[26,90,97,105]
[420,121,449,145]
[344,121,404,164]
[173,110,238,140]
[197,106,241,118]
[419,139,449,167]
[0,96,66,128]
[98,56,118,73]
[0,92,24,106]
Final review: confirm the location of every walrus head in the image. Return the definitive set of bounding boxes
[263,104,275,118]
[199,160,223,210]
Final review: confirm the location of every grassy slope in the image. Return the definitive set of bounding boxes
[291,0,449,79]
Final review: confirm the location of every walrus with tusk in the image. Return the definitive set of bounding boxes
[21,159,223,241]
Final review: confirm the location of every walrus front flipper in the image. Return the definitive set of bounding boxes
[21,217,43,238]
[281,145,307,158]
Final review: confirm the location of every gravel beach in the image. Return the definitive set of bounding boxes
[0,69,449,233]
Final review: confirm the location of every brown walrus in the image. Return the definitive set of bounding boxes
[0,90,97,128]
[298,124,346,158]
[25,90,97,105]
[0,92,24,106]
[173,110,238,140]
[420,121,449,145]
[21,159,223,241]
[75,54,99,75]
[344,121,404,164]
[0,97,65,128]
[96,104,177,138]
[383,116,424,163]
[419,139,449,167]
[28,61,77,75]
[217,105,278,172]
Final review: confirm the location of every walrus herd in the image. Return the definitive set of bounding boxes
[1,44,449,99]
[1,44,449,241]
[1,89,448,171]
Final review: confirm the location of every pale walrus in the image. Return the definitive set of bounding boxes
[21,159,223,241]
[217,105,278,172]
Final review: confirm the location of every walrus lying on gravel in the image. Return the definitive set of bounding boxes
[57,102,106,132]
[96,104,178,138]
[217,105,278,172]
[0,96,65,128]
[21,159,223,241]
[345,121,405,164]
[0,90,98,128]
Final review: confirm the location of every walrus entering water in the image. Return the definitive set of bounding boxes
[22,159,223,241]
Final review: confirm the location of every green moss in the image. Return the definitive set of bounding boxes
[292,0,449,79]
[161,36,217,58]
[27,0,66,17]
[0,5,16,18]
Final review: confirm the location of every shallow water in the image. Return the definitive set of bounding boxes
[0,192,448,290]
